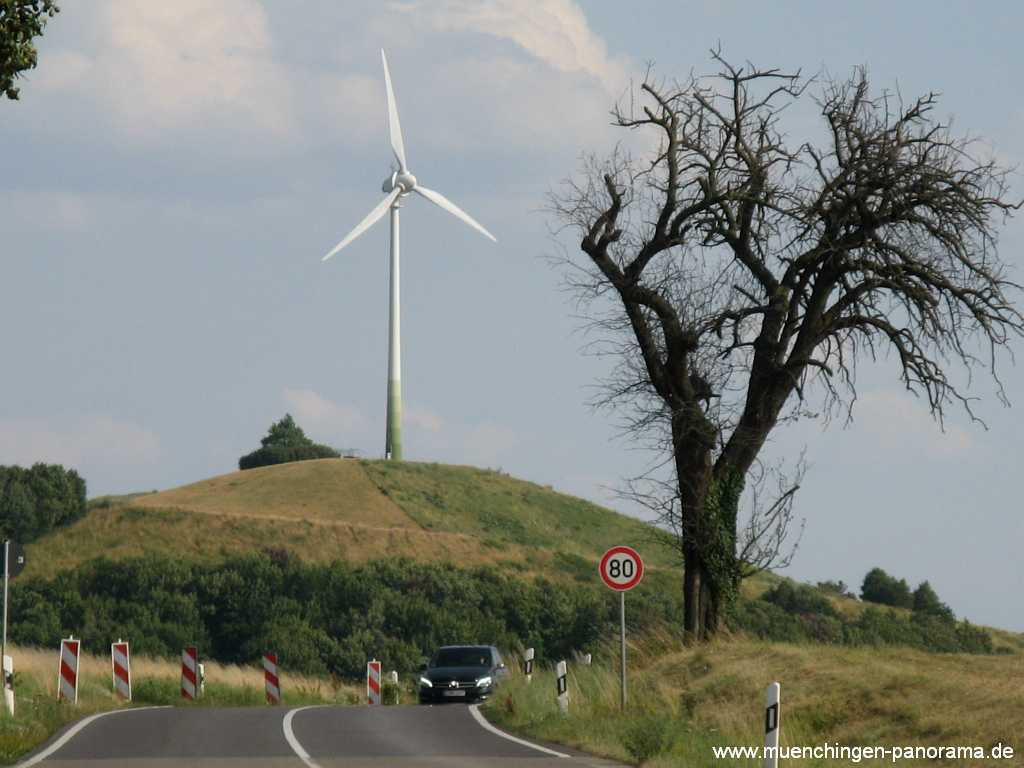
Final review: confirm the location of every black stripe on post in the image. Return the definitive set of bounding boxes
[765,702,779,734]
[556,675,567,696]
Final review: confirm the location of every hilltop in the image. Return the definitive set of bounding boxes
[24,458,676,580]
[21,457,1022,657]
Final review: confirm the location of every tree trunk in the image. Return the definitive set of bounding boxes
[674,408,719,640]
[682,545,721,640]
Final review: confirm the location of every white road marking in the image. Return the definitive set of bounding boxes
[283,705,327,768]
[468,704,571,759]
[15,705,172,768]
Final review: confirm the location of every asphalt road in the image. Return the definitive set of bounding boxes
[18,703,626,768]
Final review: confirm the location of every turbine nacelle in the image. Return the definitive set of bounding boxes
[382,170,418,194]
[321,47,497,264]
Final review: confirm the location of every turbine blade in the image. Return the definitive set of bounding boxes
[381,49,407,172]
[322,188,402,262]
[414,186,497,243]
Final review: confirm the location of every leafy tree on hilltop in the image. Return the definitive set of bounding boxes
[1,1,59,100]
[238,414,339,470]
[861,567,913,609]
[912,580,954,620]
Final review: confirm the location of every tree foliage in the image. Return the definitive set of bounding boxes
[860,567,914,608]
[737,578,992,654]
[0,463,86,542]
[552,49,1022,638]
[238,414,339,470]
[10,555,627,676]
[0,0,58,100]
[912,580,954,620]
[9,553,993,677]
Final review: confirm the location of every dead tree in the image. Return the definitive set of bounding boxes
[552,52,1022,640]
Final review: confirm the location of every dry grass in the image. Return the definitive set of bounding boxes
[8,644,350,700]
[25,458,672,581]
[488,631,1023,767]
[132,459,417,528]
[22,503,540,578]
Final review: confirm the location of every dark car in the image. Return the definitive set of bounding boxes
[418,645,508,704]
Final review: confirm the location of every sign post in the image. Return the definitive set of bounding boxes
[1,540,26,716]
[599,546,644,711]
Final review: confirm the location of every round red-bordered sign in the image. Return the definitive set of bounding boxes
[599,546,644,591]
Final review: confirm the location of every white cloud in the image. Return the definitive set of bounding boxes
[410,0,631,92]
[0,415,161,469]
[851,389,974,459]
[406,406,443,433]
[0,190,92,231]
[279,388,522,465]
[32,50,93,90]
[36,0,294,146]
[24,1,637,159]
[282,388,367,438]
[380,1,636,155]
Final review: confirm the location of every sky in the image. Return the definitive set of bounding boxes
[2,1,1022,631]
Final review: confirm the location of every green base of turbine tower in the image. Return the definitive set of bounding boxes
[386,378,402,461]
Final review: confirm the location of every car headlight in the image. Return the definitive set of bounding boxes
[476,676,492,688]
[419,676,433,688]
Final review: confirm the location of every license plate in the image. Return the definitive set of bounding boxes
[443,689,467,697]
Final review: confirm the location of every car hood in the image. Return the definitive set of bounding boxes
[424,666,490,680]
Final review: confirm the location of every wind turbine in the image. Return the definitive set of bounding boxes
[322,49,497,461]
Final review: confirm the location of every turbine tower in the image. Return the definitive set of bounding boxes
[322,50,497,461]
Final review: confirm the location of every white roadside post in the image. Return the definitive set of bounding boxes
[388,670,399,705]
[555,660,568,714]
[2,656,12,716]
[1,539,25,716]
[764,681,781,768]
[523,647,534,683]
[598,546,644,711]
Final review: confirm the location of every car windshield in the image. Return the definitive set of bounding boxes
[432,648,492,668]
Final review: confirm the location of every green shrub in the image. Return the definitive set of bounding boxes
[381,680,401,705]
[728,598,807,642]
[622,714,674,763]
[238,415,339,470]
[9,554,618,678]
[912,581,954,620]
[762,581,838,617]
[861,567,914,608]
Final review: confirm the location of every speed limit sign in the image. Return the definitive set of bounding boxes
[599,546,644,591]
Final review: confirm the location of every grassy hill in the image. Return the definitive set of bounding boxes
[24,458,677,580]
[9,457,1022,766]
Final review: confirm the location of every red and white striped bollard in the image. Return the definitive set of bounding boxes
[264,652,280,704]
[181,646,199,700]
[58,637,80,703]
[111,640,131,701]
